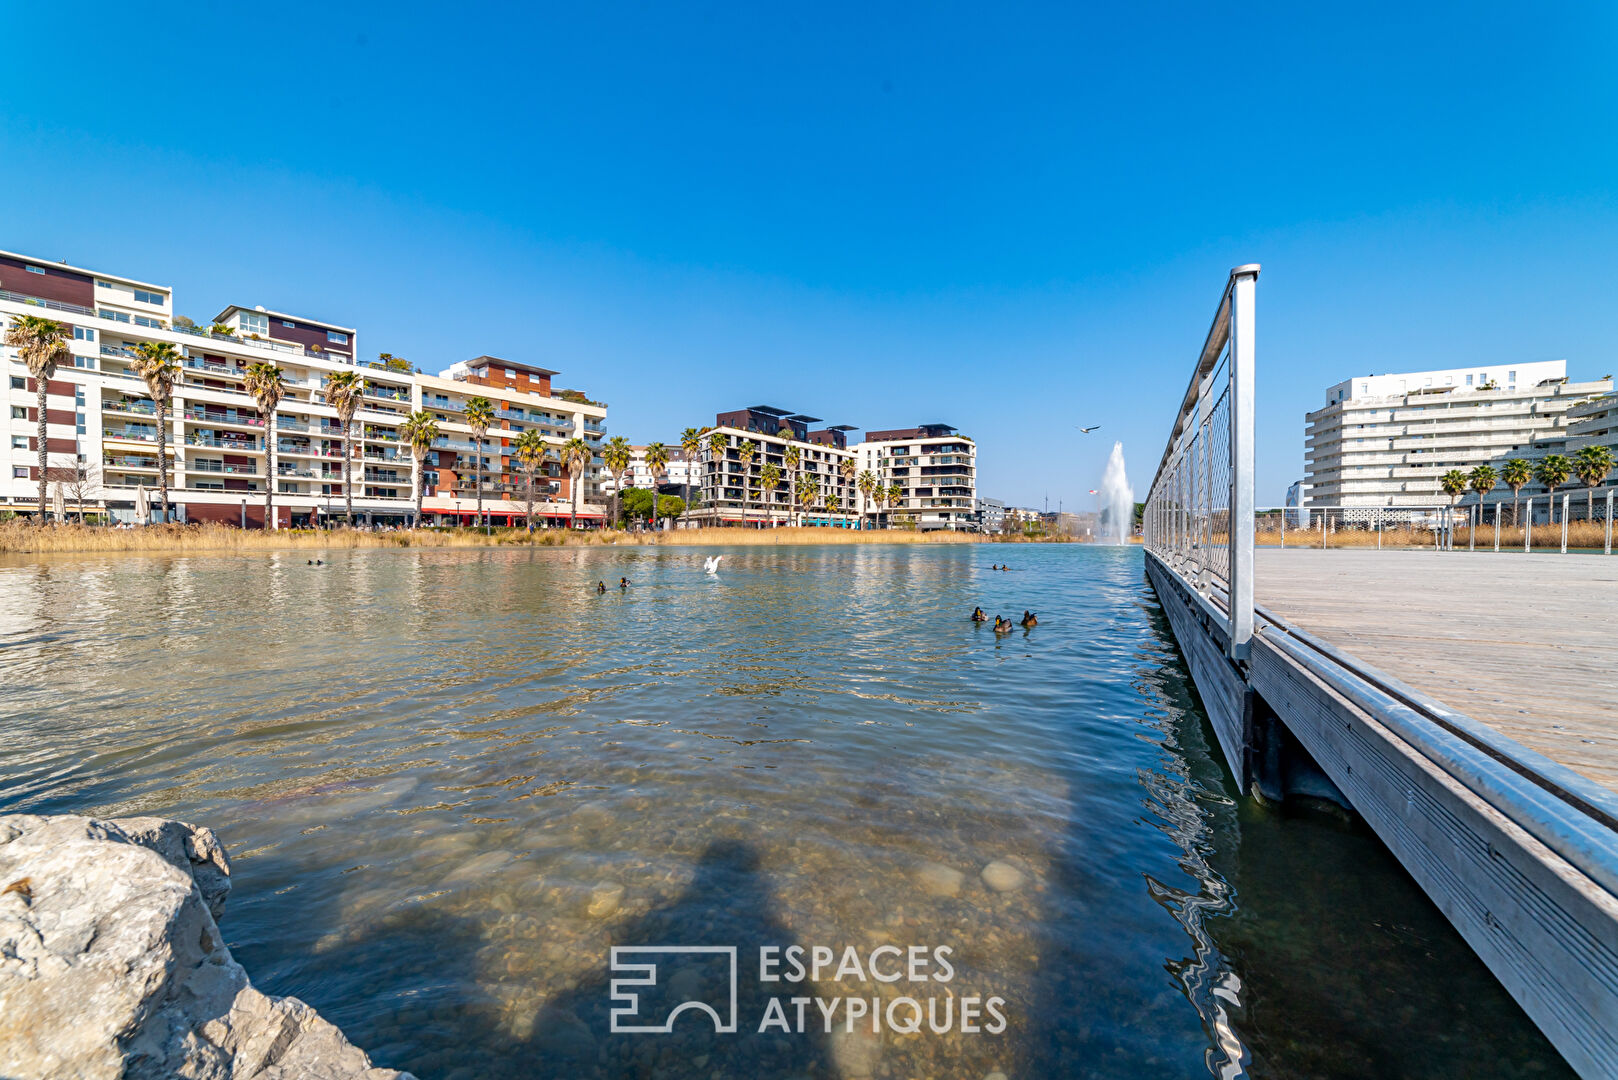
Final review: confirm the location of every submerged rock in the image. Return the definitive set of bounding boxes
[0,813,414,1080]
[980,860,1026,892]
[915,861,965,898]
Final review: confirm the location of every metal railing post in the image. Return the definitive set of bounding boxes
[1227,267,1257,658]
[1469,502,1476,552]
[1493,501,1500,552]
[1525,497,1533,553]
[1607,490,1613,556]
[1561,493,1569,554]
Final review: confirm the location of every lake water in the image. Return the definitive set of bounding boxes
[0,544,1571,1079]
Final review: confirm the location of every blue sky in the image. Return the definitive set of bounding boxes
[4,1,1615,506]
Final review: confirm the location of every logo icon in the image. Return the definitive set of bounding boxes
[609,946,739,1034]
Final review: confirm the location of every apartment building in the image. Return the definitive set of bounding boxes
[2,249,608,526]
[690,406,859,526]
[599,445,700,496]
[1565,391,1618,458]
[413,357,607,525]
[853,424,978,531]
[977,496,1006,534]
[1303,361,1613,507]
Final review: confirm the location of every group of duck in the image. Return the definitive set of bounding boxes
[972,563,1037,634]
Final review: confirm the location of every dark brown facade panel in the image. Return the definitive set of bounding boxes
[0,256,94,308]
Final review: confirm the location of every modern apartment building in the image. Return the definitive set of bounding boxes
[1303,361,1613,506]
[690,406,859,526]
[2,249,607,526]
[977,496,1005,534]
[853,424,978,531]
[600,445,700,497]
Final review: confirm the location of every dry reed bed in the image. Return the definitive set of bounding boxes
[0,521,983,555]
[1256,522,1612,550]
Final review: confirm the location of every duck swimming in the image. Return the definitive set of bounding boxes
[619,577,630,589]
[971,607,989,622]
[993,616,1013,634]
[1020,611,1038,628]
[597,580,607,593]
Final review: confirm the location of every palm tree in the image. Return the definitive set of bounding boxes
[795,474,820,524]
[760,462,781,525]
[603,435,633,528]
[1573,445,1614,521]
[1535,454,1573,525]
[401,410,440,526]
[5,316,70,522]
[680,427,703,519]
[1467,464,1497,533]
[826,491,841,523]
[561,436,592,527]
[707,430,729,524]
[244,362,286,530]
[857,469,877,530]
[839,457,856,520]
[1439,469,1467,544]
[887,483,903,524]
[737,440,757,528]
[323,370,365,526]
[132,342,181,524]
[1501,458,1531,525]
[645,441,669,531]
[463,396,495,529]
[782,444,801,527]
[513,428,551,533]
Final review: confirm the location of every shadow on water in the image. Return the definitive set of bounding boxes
[250,837,833,1080]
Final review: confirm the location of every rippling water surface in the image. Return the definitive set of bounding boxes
[0,544,1571,1079]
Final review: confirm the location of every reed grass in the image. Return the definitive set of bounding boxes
[0,520,983,555]
[1256,521,1612,550]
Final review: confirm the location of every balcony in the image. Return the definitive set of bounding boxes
[102,399,156,417]
[105,428,159,443]
[185,407,264,429]
[0,288,96,317]
[103,454,159,470]
[274,418,311,432]
[171,324,298,355]
[100,344,139,360]
[187,434,262,450]
[187,460,259,476]
[183,357,244,378]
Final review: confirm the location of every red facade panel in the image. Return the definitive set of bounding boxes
[0,256,94,308]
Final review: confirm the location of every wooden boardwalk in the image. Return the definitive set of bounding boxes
[1255,548,1618,795]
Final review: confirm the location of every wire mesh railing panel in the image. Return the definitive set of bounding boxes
[1145,353,1233,592]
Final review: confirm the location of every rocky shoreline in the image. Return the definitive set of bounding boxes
[0,814,414,1080]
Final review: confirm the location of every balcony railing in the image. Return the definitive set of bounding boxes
[172,324,299,355]
[102,400,156,416]
[187,435,262,450]
[0,289,97,317]
[187,460,259,476]
[185,408,264,427]
[105,429,158,442]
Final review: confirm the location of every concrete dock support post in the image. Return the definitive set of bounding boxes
[1227,266,1257,660]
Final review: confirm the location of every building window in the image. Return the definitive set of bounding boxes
[96,279,115,289]
[25,265,45,275]
[73,326,95,342]
[282,320,296,328]
[327,331,348,345]
[11,406,26,419]
[1509,370,1516,381]
[11,436,26,449]
[99,309,131,324]
[133,289,164,305]
[12,466,27,478]
[10,376,23,390]
[241,312,269,336]
[1465,375,1473,386]
[134,316,165,329]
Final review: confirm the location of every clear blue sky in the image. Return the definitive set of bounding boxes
[5,2,1616,506]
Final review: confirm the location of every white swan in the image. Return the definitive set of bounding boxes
[703,555,723,574]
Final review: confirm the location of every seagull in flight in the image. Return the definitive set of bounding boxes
[1076,425,1101,433]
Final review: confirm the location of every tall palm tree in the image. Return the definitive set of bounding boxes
[5,316,70,523]
[401,410,440,526]
[707,430,729,524]
[244,362,286,530]
[795,474,819,525]
[737,440,757,528]
[826,491,841,522]
[561,436,592,527]
[1573,445,1614,521]
[603,435,633,528]
[886,483,903,528]
[1440,469,1467,544]
[463,396,495,529]
[132,342,181,524]
[1535,454,1573,525]
[645,441,669,531]
[1467,464,1497,531]
[857,469,877,530]
[760,462,781,525]
[680,427,703,518]
[513,428,551,533]
[1501,458,1531,525]
[783,444,801,527]
[323,370,365,526]
[839,457,856,521]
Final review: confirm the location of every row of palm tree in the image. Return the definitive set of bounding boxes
[1439,447,1614,525]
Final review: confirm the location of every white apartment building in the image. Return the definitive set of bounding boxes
[690,406,859,526]
[599,445,700,496]
[2,249,608,526]
[853,424,978,531]
[977,496,1005,534]
[1303,360,1613,507]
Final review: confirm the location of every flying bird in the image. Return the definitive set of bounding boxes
[1076,425,1101,433]
[703,555,724,575]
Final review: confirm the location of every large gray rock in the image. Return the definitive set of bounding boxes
[0,814,414,1080]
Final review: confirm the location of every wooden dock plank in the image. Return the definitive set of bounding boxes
[1255,549,1618,795]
